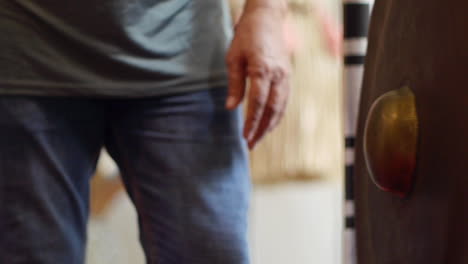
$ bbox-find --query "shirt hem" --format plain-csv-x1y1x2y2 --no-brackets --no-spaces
0,78,229,98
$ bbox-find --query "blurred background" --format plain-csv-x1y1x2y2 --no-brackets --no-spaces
86,0,344,263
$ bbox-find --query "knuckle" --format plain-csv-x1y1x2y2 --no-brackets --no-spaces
272,67,288,82
248,111,262,124
265,103,281,115
251,84,269,97
251,96,267,110
248,64,271,79
250,115,262,123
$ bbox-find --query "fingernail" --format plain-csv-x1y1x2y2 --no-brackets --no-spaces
248,141,257,150
247,131,255,142
226,96,236,109
243,130,249,141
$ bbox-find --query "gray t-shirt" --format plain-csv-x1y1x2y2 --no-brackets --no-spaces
0,0,233,97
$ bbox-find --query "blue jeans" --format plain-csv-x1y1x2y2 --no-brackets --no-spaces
0,87,251,264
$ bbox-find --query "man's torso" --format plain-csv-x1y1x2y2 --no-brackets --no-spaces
0,0,233,97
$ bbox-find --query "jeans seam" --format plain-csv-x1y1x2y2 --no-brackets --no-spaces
109,130,160,264
176,161,191,264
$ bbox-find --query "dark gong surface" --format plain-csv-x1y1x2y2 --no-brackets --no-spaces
355,0,468,263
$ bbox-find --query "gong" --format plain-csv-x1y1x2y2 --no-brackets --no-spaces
355,0,468,263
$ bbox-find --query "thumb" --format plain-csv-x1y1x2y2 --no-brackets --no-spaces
226,54,247,109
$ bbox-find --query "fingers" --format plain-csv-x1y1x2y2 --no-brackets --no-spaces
248,78,290,149
243,76,270,143
226,54,247,110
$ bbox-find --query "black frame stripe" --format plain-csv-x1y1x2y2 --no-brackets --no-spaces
345,165,355,200
345,216,355,229
345,137,356,148
344,4,370,38
345,55,366,65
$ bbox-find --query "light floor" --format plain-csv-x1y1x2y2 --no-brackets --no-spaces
86,180,342,264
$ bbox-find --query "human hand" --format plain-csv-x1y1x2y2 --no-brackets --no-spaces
226,4,292,149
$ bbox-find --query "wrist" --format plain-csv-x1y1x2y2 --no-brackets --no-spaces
243,0,288,17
